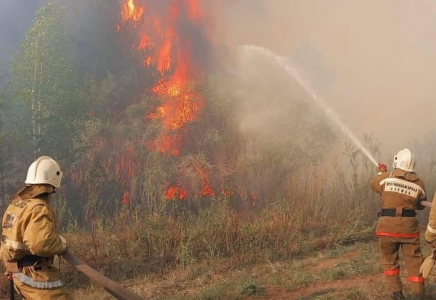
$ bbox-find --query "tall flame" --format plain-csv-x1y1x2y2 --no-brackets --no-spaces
119,0,214,200
121,0,145,24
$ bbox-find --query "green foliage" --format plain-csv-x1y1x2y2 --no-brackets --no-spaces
8,2,85,160
0,77,24,201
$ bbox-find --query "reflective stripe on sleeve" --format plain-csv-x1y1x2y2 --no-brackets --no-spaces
427,225,436,235
408,276,424,283
13,273,63,289
3,238,29,251
384,268,400,275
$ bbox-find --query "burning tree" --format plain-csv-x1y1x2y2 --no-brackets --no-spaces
117,0,216,200
68,0,234,220
66,0,335,222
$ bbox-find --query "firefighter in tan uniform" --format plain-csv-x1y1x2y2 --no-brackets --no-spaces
371,148,426,300
425,172,436,264
0,156,72,300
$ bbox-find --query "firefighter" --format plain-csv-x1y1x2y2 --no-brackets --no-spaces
0,156,72,300
425,169,436,263
371,148,426,300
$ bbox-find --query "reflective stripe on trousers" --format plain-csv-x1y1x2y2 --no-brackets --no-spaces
13,273,64,289
384,268,400,275
409,276,424,283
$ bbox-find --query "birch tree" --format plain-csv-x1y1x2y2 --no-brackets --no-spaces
10,2,83,161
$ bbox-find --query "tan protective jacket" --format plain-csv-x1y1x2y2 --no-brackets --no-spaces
0,185,66,263
425,193,436,243
371,169,426,237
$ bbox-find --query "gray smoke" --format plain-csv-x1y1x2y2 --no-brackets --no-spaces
3,0,436,164
0,0,46,67
213,0,436,162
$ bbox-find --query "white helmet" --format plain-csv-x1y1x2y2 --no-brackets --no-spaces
25,156,63,188
393,148,415,172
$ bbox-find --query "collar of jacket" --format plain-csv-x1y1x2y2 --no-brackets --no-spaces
17,185,54,202
392,168,419,182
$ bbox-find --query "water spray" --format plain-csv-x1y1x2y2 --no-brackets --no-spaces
239,45,379,167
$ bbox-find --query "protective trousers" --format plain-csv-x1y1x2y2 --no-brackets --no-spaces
379,236,424,297
11,265,73,300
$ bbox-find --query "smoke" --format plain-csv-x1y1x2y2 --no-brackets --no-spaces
0,0,46,67
0,0,126,76
4,0,436,165
213,0,436,163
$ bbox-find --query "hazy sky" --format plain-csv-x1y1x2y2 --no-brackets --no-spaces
2,0,436,163
216,0,436,161
0,0,46,66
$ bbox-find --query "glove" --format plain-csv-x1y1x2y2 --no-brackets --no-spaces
420,249,436,278
378,163,387,173
59,235,67,253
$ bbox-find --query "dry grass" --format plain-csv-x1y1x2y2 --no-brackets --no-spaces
2,211,434,300
0,160,405,300
59,188,377,289
67,240,389,300
58,176,379,299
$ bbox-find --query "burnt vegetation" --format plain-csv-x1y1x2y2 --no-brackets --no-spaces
1,1,436,299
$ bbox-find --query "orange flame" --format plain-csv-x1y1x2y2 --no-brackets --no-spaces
186,0,203,20
122,191,130,205
119,0,205,142
197,167,215,197
165,186,187,200
119,0,210,199
121,0,145,24
148,135,181,156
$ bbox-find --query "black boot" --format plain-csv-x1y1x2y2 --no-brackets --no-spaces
392,291,406,300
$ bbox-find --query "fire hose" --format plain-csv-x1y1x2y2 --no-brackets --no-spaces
61,251,146,300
